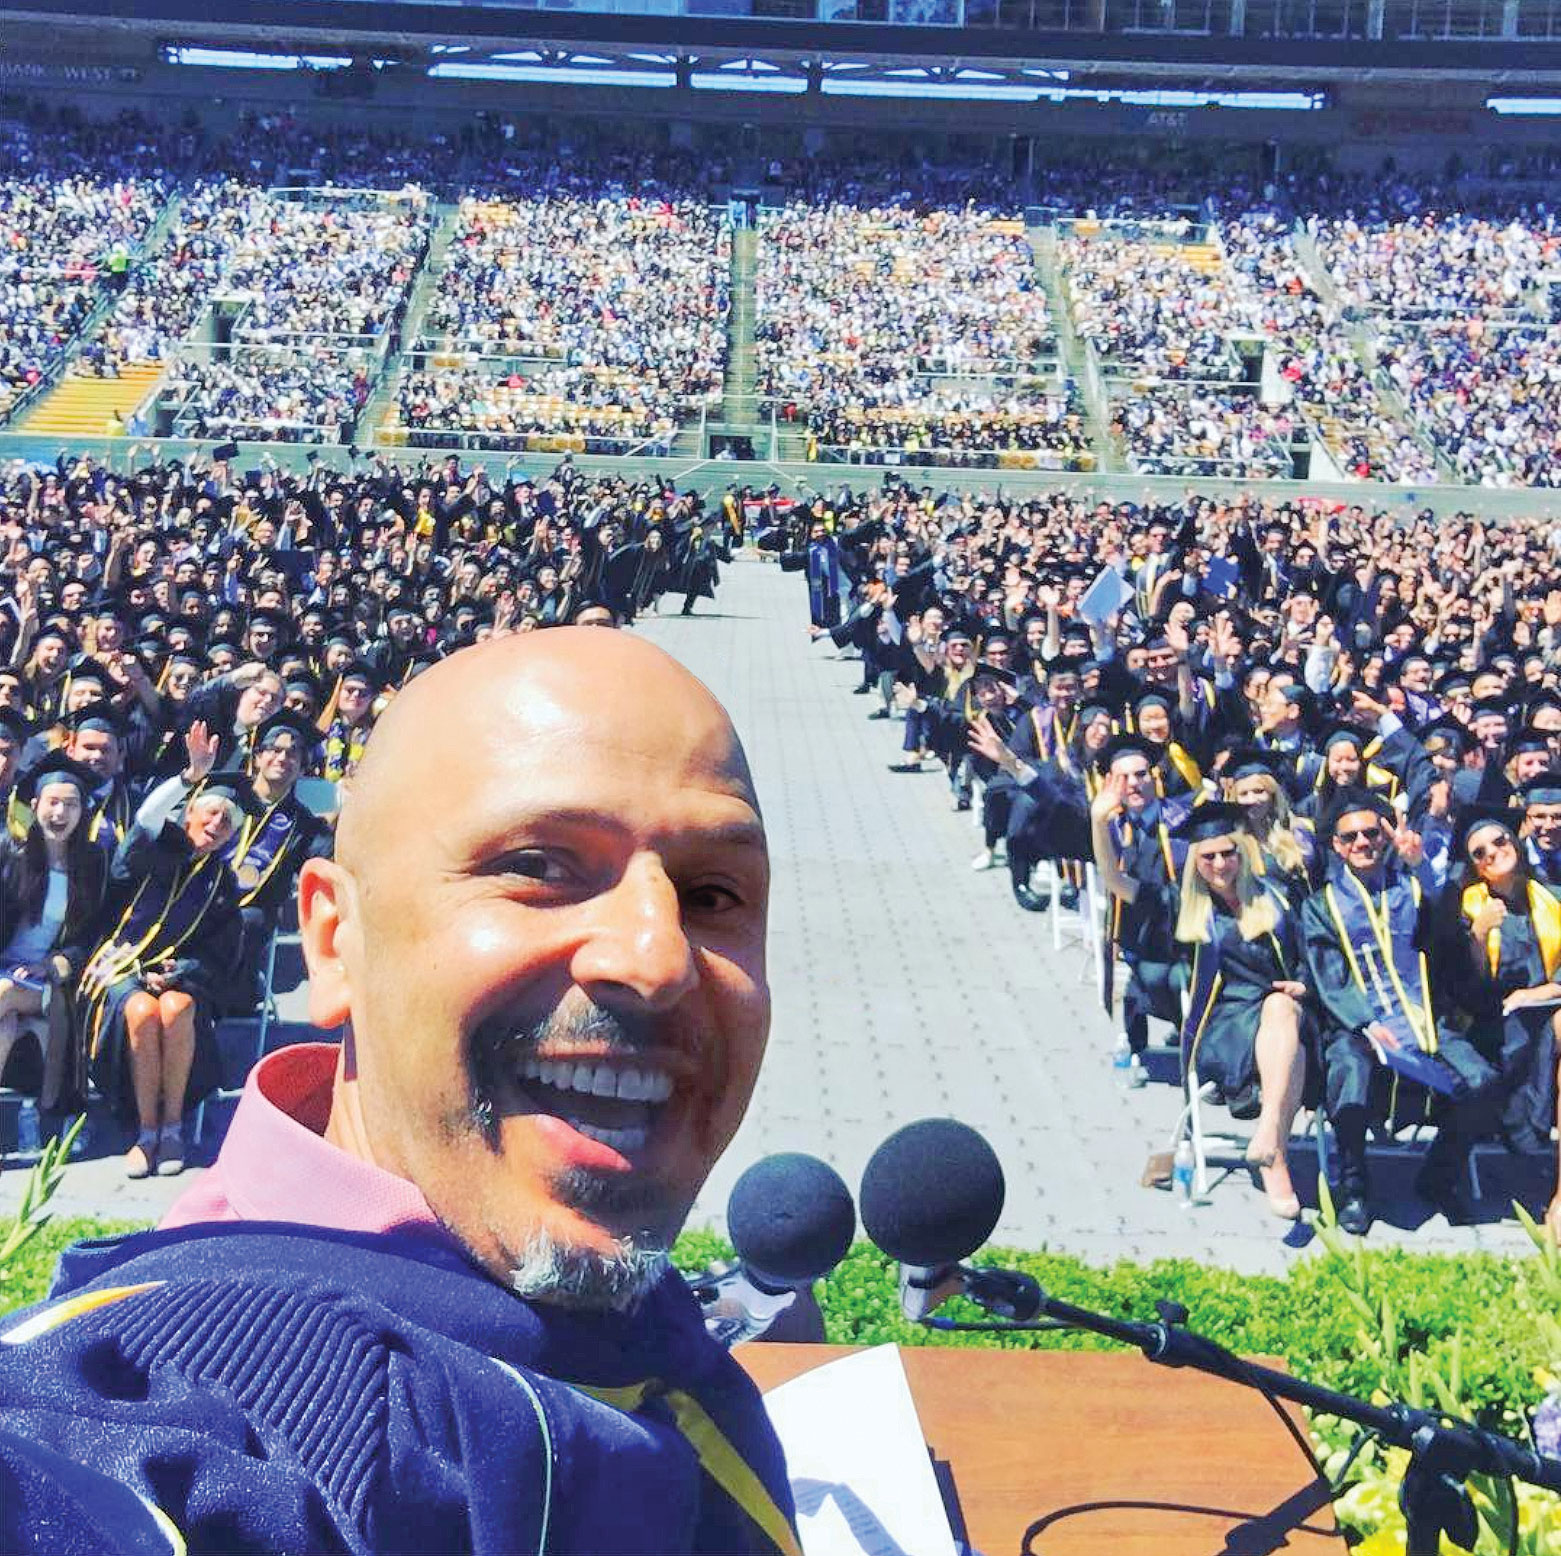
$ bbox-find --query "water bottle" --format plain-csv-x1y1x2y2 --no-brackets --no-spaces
16,1099,39,1157
1172,1138,1196,1208
1127,1053,1148,1090
1112,1035,1133,1087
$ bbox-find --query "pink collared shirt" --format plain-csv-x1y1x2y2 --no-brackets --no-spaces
162,1042,455,1247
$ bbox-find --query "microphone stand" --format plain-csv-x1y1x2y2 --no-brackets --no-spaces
926,1275,1561,1556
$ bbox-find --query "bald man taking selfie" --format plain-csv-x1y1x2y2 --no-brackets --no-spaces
0,631,798,1556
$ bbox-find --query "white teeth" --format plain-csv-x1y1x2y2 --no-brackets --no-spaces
517,1056,676,1103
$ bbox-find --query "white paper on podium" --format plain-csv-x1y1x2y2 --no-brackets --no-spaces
761,1344,958,1556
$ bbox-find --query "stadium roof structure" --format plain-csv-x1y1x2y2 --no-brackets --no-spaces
7,0,1561,86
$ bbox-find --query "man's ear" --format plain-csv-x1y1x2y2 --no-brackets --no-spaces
298,858,359,1031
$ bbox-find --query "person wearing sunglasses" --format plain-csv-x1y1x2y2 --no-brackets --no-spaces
1167,804,1312,1220
1440,807,1561,1236
1519,771,1561,889
1301,787,1498,1235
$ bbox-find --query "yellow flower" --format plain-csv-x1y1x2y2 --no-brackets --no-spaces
1354,1532,1404,1555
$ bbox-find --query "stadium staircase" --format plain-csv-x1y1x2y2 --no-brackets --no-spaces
364,200,463,447
720,226,760,430
1028,221,1121,472
21,363,165,438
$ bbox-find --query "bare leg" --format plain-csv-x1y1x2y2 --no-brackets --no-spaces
123,991,165,1134
156,991,197,1130
0,975,21,1091
1248,993,1306,1212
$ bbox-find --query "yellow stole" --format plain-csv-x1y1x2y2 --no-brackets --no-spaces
1462,880,1561,980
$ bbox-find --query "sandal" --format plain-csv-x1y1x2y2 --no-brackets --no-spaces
123,1141,155,1179
155,1125,185,1177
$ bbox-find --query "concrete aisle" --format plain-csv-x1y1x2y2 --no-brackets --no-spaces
656,558,1538,1273
4,554,1541,1271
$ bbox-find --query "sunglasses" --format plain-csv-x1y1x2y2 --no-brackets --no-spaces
1337,826,1384,846
1198,845,1239,863
1469,832,1516,864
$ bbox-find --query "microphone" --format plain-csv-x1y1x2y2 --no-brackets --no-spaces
693,1152,856,1346
859,1118,1040,1323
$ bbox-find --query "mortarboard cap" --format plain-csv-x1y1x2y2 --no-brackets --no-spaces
15,751,96,806
1097,732,1161,774
1320,785,1395,839
1454,805,1525,860
1172,802,1246,845
339,659,382,692
62,699,123,738
255,710,316,752
1225,745,1284,783
1520,771,1561,807
192,767,263,818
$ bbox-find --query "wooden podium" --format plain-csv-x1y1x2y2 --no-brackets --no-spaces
738,1345,1344,1555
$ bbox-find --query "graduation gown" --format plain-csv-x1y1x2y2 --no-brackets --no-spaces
1174,887,1312,1115
1438,877,1561,1152
1300,859,1497,1133
77,812,244,1124
0,1226,797,1556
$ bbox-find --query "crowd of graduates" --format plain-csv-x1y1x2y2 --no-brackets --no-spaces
788,479,1561,1237
0,447,729,1178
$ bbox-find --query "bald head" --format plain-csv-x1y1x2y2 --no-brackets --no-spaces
337,628,760,884
300,625,771,1306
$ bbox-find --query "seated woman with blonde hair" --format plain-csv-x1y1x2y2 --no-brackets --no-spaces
1172,804,1312,1219
1095,783,1312,1219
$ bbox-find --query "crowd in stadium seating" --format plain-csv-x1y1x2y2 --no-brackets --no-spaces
398,364,679,454
0,446,728,1179
1063,230,1245,379
1114,385,1297,478
0,114,169,418
1378,323,1561,488
163,348,376,444
756,198,1057,456
9,108,1561,489
1222,207,1439,485
786,474,1561,1236
404,177,727,449
803,381,1092,467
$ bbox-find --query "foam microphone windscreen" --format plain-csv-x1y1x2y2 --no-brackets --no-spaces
726,1153,857,1287
858,1118,1005,1267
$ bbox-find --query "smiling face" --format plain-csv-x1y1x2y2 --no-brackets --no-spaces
1194,833,1241,896
1332,807,1388,877
184,794,238,854
1326,740,1362,784
299,631,771,1308
33,780,83,844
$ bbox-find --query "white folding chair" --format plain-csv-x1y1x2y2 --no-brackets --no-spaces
1166,987,1251,1202
191,923,282,1147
